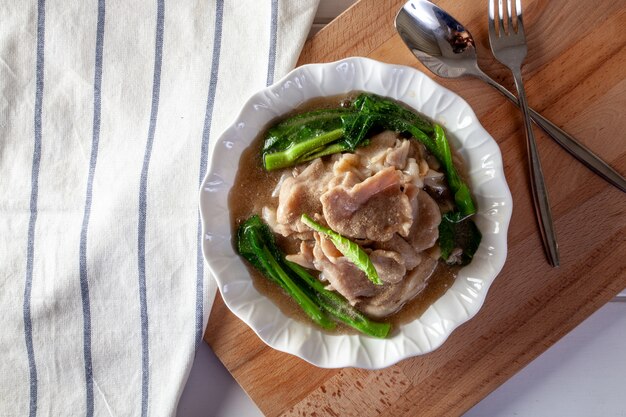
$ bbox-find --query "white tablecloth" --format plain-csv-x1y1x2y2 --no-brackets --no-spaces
0,0,318,415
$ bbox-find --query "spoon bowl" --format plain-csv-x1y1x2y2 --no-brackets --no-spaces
395,0,482,78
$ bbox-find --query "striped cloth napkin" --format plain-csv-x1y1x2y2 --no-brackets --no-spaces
0,0,319,415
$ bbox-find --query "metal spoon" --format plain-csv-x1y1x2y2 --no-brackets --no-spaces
395,0,626,193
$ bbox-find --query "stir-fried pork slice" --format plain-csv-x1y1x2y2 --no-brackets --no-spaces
320,258,378,304
262,206,313,240
317,233,342,261
357,252,439,318
384,139,411,169
408,187,442,252
321,167,412,241
311,233,378,303
356,132,417,173
285,241,315,270
369,250,406,284
270,172,290,198
328,170,361,190
331,153,369,182
275,159,332,235
402,158,425,188
374,234,422,271
355,130,398,165
405,183,420,226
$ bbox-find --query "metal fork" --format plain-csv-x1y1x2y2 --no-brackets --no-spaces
488,0,559,267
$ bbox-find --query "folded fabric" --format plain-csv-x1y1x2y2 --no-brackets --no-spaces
0,0,319,415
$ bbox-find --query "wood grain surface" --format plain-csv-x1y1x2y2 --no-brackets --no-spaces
205,0,626,415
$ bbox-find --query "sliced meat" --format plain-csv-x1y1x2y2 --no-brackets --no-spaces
271,172,290,198
357,252,439,318
402,158,425,188
311,233,378,303
262,206,292,237
374,234,421,271
407,187,442,252
405,183,420,230
332,153,369,181
369,250,406,284
320,167,412,241
384,139,411,170
263,206,313,240
328,170,361,190
275,159,332,235
321,258,378,304
318,234,342,261
355,130,398,164
356,133,415,173
285,241,315,270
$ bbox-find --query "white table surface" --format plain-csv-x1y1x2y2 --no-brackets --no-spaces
177,2,626,415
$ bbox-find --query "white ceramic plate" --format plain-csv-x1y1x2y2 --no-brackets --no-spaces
199,57,512,369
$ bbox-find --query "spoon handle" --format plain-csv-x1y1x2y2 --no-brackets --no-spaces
478,72,626,193
511,68,560,267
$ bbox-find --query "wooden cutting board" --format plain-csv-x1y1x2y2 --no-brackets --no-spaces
205,0,626,415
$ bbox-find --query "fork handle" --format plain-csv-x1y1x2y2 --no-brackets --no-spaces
511,68,560,267
477,72,626,193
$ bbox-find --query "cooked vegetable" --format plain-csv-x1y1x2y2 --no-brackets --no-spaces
263,108,354,170
346,93,434,147
263,108,350,154
285,261,391,338
237,215,391,337
300,214,382,285
237,215,335,329
263,128,345,171
430,125,476,217
438,212,482,265
262,93,476,219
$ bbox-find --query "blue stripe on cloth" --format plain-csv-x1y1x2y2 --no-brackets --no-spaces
267,0,279,86
138,0,164,415
195,0,224,348
78,1,105,415
24,0,46,415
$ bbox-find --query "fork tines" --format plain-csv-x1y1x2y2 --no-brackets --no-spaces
489,0,523,36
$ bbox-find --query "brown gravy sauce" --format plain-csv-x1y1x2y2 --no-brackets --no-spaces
229,93,457,335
